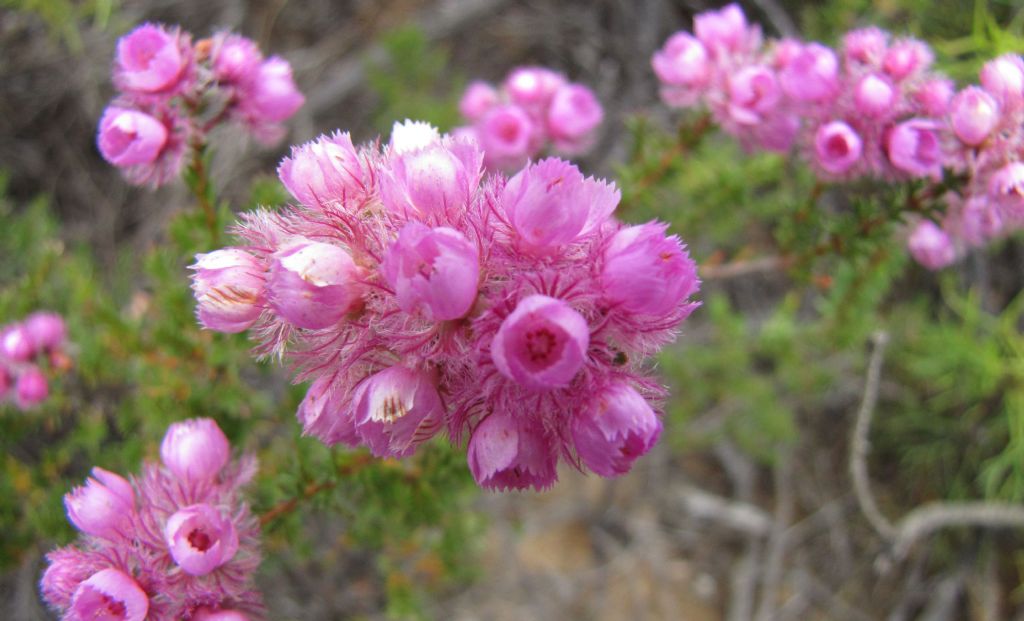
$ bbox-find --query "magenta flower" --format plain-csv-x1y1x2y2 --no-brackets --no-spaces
779,42,839,103
908,220,957,270
949,87,999,146
727,65,781,125
814,121,863,175
477,104,536,170
64,467,135,539
165,503,240,576
503,66,566,109
0,323,35,362
988,162,1024,216
694,3,751,55
69,568,148,621
23,311,66,351
278,131,365,207
459,81,499,122
268,240,365,330
212,33,263,84
467,412,558,491
854,74,895,118
160,417,231,482
382,222,480,321
297,374,360,446
980,54,1024,109
491,294,590,390
572,383,662,477
914,78,955,117
97,107,169,167
886,119,943,180
882,39,932,81
379,136,483,220
602,222,699,318
652,32,709,89
113,23,189,95
842,27,888,66
351,366,445,458
15,367,48,408
238,57,305,124
546,83,604,153
190,249,267,333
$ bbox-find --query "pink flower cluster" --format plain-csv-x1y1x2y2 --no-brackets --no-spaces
41,418,263,620
191,120,699,491
97,23,304,186
0,311,68,410
652,4,1024,270
455,67,604,170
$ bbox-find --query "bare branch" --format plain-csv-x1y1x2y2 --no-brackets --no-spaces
893,502,1024,559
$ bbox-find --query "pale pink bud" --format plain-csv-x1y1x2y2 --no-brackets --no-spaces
459,81,499,122
70,568,148,621
546,83,604,153
467,412,557,490
572,383,662,477
190,249,266,333
160,417,231,482
504,66,566,108
988,162,1024,215
915,78,955,117
842,27,888,66
779,43,839,103
23,311,66,351
602,222,699,317
694,3,749,54
854,74,896,118
814,121,863,175
1,324,35,361
268,240,365,330
477,104,536,170
240,57,304,123
883,39,932,81
382,222,479,320
491,294,589,390
15,367,48,408
727,65,781,124
886,119,943,179
114,23,188,94
652,32,710,88
212,33,262,83
64,467,134,538
980,55,1024,108
950,87,999,146
380,138,483,219
352,366,445,458
97,107,169,168
390,120,441,154
194,609,251,621
165,503,239,576
278,132,364,206
297,374,360,446
907,220,956,270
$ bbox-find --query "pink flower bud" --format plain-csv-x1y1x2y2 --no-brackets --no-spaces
352,366,445,458
814,121,863,175
914,78,955,117
907,220,956,270
212,33,262,83
278,132,365,206
886,119,943,180
572,383,662,477
390,120,441,154
491,294,589,390
459,81,499,122
854,74,895,118
40,547,93,610
772,38,803,69
239,57,304,123
268,240,365,330
988,162,1024,215
64,467,134,539
652,32,710,89
297,374,360,446
779,43,839,103
382,222,480,320
502,158,589,250
467,412,557,490
602,222,699,317
957,197,1004,244
165,503,239,576
23,311,66,351
476,104,536,170
727,65,781,125
546,83,603,153
190,249,266,333
504,66,566,109
0,324,35,361
380,138,483,219
113,23,189,94
950,87,1000,146
194,609,251,621
980,55,1024,108
883,39,932,81
97,107,169,168
160,417,231,482
15,367,48,408
842,27,888,66
694,3,749,55
70,568,149,621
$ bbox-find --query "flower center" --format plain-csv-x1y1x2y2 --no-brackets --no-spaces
188,527,214,552
525,328,557,362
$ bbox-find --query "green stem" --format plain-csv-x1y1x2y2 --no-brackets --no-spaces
187,142,220,245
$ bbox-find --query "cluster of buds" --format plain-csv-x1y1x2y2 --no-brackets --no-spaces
97,23,304,186
0,311,68,410
191,120,699,491
40,418,262,620
652,4,1024,270
455,67,604,170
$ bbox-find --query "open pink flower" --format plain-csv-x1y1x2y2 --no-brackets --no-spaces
602,222,699,318
351,366,445,458
887,119,943,180
165,503,240,576
467,412,557,491
268,240,365,330
779,42,839,103
491,295,589,390
459,81,499,122
238,57,304,124
70,568,149,621
476,104,536,170
211,33,262,84
113,23,190,94
97,107,169,168
907,220,956,270
0,323,34,361
572,383,662,477
190,249,266,333
23,312,66,351
382,222,479,320
814,121,863,175
546,83,604,153
380,137,483,220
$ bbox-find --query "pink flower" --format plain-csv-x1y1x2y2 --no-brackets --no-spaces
382,222,480,321
694,3,750,55
956,197,1004,243
23,311,66,351
601,222,699,317
652,32,710,89
113,23,189,94
459,81,499,122
278,132,365,206
297,374,360,446
814,121,863,175
190,249,266,333
572,383,662,477
160,417,231,482
15,367,48,408
212,33,262,84
64,467,135,539
165,503,240,576
467,412,557,491
268,240,365,330
193,608,251,621
727,65,781,125
238,57,304,124
779,42,839,103
503,66,566,109
980,54,1024,109
914,78,955,117
949,87,999,146
883,39,932,81
379,137,483,220
70,568,149,621
854,74,896,118
40,547,95,611
842,27,888,66
546,83,604,153
491,294,589,390
351,366,445,458
907,220,956,270
988,162,1024,216
886,119,943,180
0,323,35,361
97,107,169,168
476,104,536,170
